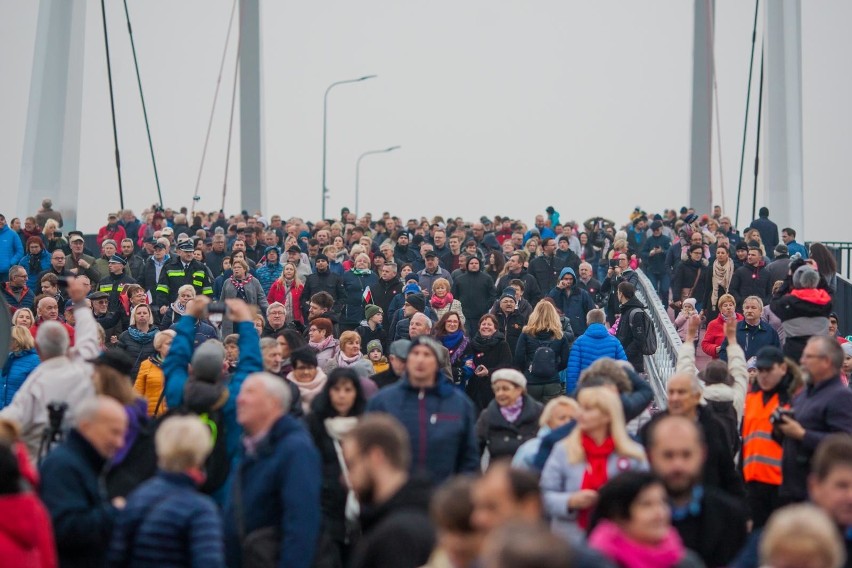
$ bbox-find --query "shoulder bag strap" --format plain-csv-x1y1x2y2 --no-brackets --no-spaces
685,267,703,298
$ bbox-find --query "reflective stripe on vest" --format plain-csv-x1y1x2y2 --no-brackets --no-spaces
742,390,784,485
192,271,206,279
100,284,114,292
167,270,186,278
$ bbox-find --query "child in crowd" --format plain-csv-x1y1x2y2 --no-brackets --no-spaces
674,298,698,343
365,339,389,374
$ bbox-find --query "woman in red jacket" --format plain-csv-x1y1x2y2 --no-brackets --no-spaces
702,293,743,359
267,262,305,327
0,442,56,568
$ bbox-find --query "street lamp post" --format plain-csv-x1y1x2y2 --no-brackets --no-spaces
355,146,400,218
322,75,377,220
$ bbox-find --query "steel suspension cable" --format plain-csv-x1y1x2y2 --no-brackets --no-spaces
122,0,164,208
221,36,241,212
735,0,760,228
100,0,125,209
751,45,765,222
191,0,239,210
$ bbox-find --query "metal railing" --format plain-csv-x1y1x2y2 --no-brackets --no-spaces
834,274,852,337
634,269,682,408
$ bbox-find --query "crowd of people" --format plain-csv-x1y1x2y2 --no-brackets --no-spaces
0,200,851,568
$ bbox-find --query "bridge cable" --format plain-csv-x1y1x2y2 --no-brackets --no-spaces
220,12,242,213
751,44,765,222
100,0,125,209
191,0,239,212
735,0,760,228
122,0,164,208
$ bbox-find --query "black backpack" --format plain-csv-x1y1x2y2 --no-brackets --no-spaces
629,309,657,356
529,341,558,378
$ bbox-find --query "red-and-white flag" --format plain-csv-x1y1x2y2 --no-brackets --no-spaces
362,286,373,304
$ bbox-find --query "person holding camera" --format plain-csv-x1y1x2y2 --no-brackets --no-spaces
777,336,852,504
599,252,638,324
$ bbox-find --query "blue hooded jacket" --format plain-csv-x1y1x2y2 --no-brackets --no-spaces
547,267,596,335
0,348,40,408
367,372,479,484
565,323,627,394
0,224,24,274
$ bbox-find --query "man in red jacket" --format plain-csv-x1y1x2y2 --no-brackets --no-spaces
97,212,127,247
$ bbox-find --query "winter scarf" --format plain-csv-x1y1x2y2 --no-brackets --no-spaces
310,335,337,353
336,350,363,368
588,520,686,568
430,292,455,310
471,331,504,351
440,330,469,364
229,274,254,301
128,326,158,344
710,258,734,308
350,268,372,276
287,368,328,414
170,299,188,317
279,278,297,323
579,434,615,529
499,395,524,423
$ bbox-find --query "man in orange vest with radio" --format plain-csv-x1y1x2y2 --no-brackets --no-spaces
742,345,803,528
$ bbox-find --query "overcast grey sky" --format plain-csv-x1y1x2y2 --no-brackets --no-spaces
1,1,849,241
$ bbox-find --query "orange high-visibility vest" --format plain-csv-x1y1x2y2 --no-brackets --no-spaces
742,390,785,485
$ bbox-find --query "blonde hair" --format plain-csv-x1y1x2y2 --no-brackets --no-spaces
231,259,249,273
760,504,845,568
155,416,213,472
280,263,303,288
539,396,579,428
522,301,563,339
129,303,152,327
12,308,35,327
432,278,450,292
717,293,736,310
10,326,35,352
564,387,646,463
339,330,361,349
153,329,176,351
43,218,59,233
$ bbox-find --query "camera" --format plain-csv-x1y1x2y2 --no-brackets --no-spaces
47,401,68,431
207,302,227,314
609,259,619,268
55,231,62,238
770,407,794,426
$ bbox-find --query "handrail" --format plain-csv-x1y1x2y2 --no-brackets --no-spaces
634,269,682,409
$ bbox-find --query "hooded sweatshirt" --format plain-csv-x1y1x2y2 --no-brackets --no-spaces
0,492,56,568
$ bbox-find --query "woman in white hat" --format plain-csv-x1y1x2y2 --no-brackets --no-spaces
475,369,542,462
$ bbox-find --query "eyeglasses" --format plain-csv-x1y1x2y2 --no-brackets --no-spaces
268,310,285,316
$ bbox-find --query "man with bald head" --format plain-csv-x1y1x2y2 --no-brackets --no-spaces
224,372,321,568
639,371,744,498
31,293,76,345
647,415,747,567
40,396,129,567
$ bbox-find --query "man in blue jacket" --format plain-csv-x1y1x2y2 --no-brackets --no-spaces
565,308,627,394
40,396,128,568
0,213,24,283
546,267,596,335
163,296,263,484
367,335,479,484
719,295,780,361
224,372,321,568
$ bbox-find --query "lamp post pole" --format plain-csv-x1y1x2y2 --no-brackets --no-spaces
355,146,400,218
322,75,376,220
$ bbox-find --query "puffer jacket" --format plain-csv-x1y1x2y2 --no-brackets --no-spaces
451,270,496,325
0,491,56,568
771,288,832,362
565,323,626,395
367,373,479,484
255,260,283,295
475,394,542,460
0,349,40,409
729,262,773,306
19,250,51,290
0,224,24,274
117,327,159,379
133,356,167,416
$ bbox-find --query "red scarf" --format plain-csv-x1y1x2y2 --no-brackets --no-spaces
579,433,615,529
430,292,454,310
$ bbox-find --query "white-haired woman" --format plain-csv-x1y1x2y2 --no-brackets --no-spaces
107,416,224,566
475,369,543,461
540,386,647,544
512,396,579,471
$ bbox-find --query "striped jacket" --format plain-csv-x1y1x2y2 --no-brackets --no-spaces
154,258,213,307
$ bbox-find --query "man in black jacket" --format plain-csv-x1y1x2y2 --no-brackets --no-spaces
749,206,779,251
300,253,345,316
729,245,774,307
495,252,541,307
647,415,748,568
528,238,569,295
345,414,435,568
39,396,128,568
613,282,647,373
371,262,403,315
